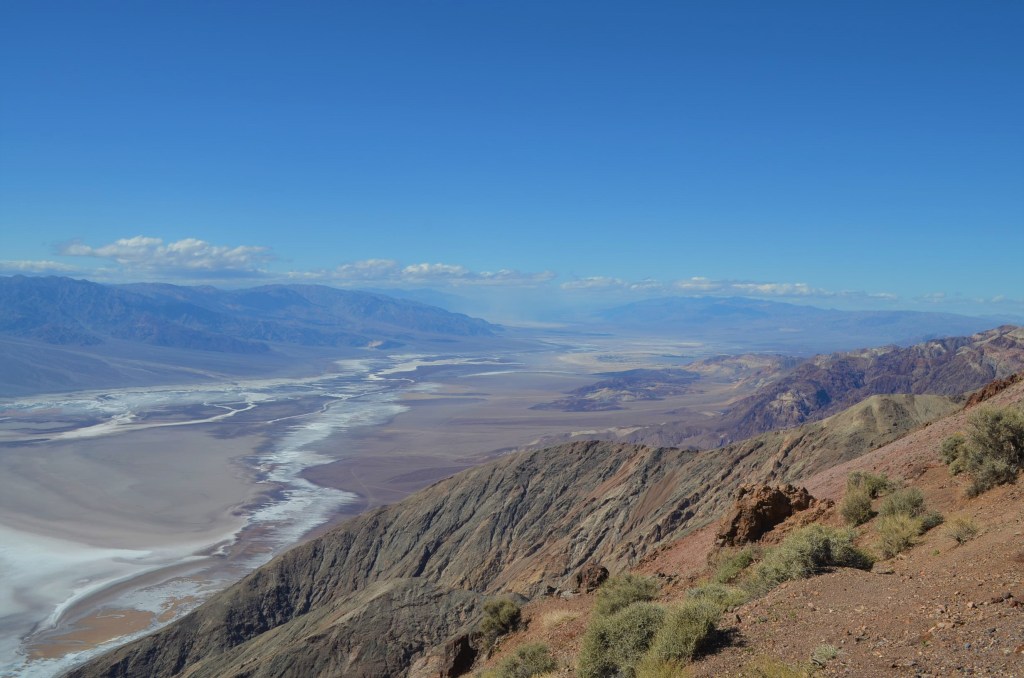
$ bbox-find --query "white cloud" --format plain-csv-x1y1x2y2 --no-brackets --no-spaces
59,236,272,277
0,259,80,274
294,259,554,287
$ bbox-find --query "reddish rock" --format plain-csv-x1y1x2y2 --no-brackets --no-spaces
575,563,609,593
715,483,821,546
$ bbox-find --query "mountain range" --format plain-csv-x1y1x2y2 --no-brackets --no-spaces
0,276,498,396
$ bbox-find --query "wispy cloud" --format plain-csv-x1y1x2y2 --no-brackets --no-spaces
0,259,80,275
292,259,555,287
59,236,272,278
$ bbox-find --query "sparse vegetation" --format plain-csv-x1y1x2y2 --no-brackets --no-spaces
538,608,579,630
940,406,1024,496
846,470,893,498
578,602,666,678
810,643,839,666
592,574,660,617
744,524,873,595
945,516,980,545
634,657,693,678
711,546,758,584
879,487,925,518
643,599,720,664
488,642,557,678
876,514,920,558
919,509,945,532
686,582,749,611
839,487,875,526
480,599,522,651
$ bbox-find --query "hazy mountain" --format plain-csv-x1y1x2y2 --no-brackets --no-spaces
594,296,999,352
0,276,499,396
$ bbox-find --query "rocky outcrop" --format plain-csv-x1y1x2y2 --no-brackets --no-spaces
715,484,825,546
965,372,1023,407
574,563,610,593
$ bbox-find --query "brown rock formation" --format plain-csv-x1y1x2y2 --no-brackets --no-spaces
574,563,609,593
715,484,825,547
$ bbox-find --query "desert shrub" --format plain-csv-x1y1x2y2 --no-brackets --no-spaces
643,599,720,664
839,487,875,526
711,546,758,584
945,517,980,545
491,642,557,678
846,470,893,498
966,455,1016,497
940,434,968,472
879,486,925,518
876,514,920,558
538,608,579,630
592,574,659,617
480,599,522,650
686,582,749,611
578,602,666,678
941,406,1024,496
634,657,692,678
744,525,873,595
919,510,945,532
810,643,839,666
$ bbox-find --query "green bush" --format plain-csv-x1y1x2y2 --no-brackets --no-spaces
945,517,979,545
480,599,522,650
879,487,925,518
940,406,1024,496
839,487,875,526
876,514,920,559
578,602,666,678
711,546,758,584
744,525,873,595
846,470,893,498
491,642,557,678
634,657,692,678
686,582,749,611
745,656,814,678
919,510,944,532
592,574,660,617
643,599,720,664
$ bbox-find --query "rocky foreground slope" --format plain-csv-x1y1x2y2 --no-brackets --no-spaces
70,388,963,677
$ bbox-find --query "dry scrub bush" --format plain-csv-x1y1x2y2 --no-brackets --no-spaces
941,406,1024,496
578,602,665,678
879,487,925,518
710,546,757,584
634,657,693,678
744,524,873,595
846,470,893,498
839,487,875,526
643,599,720,664
489,642,557,678
876,514,920,558
592,574,659,617
945,517,980,545
538,608,579,630
686,582,749,611
480,599,522,651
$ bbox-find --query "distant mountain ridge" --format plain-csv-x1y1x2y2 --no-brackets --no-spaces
595,296,1002,352
0,276,499,396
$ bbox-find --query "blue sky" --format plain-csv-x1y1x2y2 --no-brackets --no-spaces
1,1,1021,319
